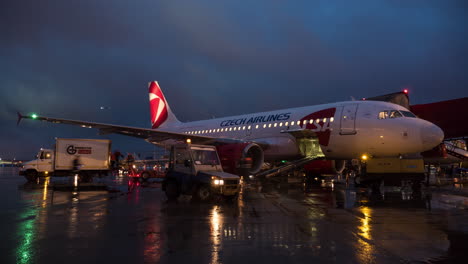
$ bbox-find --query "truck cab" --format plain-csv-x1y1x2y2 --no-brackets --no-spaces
20,149,55,181
163,144,241,201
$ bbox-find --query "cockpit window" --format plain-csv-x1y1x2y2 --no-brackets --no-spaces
389,110,402,118
378,111,389,119
400,111,416,118
379,110,405,119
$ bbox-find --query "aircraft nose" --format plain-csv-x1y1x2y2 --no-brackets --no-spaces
420,123,444,148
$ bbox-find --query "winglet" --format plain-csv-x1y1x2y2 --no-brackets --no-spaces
16,112,24,126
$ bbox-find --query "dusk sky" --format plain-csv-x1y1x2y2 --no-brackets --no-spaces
1,0,467,160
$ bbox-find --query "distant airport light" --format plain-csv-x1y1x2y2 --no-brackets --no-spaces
361,154,368,161
31,114,38,119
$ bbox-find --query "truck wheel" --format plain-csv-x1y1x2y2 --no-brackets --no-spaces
141,172,150,182
165,181,180,200
25,170,38,182
196,184,212,201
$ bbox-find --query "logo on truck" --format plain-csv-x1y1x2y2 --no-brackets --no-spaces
66,145,92,155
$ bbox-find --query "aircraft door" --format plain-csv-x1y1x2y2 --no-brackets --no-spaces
339,104,358,135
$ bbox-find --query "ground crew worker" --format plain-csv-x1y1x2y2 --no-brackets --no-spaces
114,150,123,169
73,156,82,175
110,152,116,169
127,153,135,169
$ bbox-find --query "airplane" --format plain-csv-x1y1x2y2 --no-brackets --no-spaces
18,81,444,177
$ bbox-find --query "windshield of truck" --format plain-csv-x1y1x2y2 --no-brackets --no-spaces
191,147,220,166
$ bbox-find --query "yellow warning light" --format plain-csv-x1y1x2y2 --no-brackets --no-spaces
361,154,368,161
186,138,192,144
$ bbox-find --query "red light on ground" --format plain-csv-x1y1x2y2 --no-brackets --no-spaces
362,98,366,100
403,89,408,94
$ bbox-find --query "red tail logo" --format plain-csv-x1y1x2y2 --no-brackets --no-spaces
300,108,336,146
149,82,168,129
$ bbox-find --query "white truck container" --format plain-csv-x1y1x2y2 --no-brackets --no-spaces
20,138,111,182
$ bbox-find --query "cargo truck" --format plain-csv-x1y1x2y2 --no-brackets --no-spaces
162,143,241,201
20,138,111,182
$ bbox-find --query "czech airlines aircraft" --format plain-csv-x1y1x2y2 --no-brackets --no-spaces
18,81,444,175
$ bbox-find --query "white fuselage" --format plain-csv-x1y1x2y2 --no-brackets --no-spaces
157,100,444,161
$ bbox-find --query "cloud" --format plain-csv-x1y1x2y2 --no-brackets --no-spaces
0,0,467,159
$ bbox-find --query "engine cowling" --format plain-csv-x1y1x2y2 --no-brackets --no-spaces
303,159,345,175
216,143,264,175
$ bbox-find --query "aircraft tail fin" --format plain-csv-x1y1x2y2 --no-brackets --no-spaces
148,81,181,129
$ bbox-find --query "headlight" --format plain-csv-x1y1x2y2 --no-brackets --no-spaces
212,177,224,185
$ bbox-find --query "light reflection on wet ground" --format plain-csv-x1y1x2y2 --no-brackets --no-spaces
1,167,468,263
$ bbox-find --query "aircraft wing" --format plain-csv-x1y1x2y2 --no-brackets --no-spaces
17,112,244,145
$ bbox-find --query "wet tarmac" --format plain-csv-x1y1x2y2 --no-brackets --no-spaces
1,167,468,264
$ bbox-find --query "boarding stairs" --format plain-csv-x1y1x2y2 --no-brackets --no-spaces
445,141,468,160
255,156,317,179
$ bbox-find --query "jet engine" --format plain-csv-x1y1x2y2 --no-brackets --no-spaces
303,159,346,175
216,143,264,175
